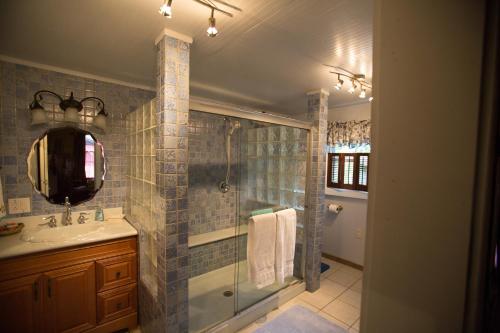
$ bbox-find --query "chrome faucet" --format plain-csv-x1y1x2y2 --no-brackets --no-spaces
62,196,72,226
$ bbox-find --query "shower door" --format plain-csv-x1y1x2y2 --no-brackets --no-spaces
187,111,308,332
235,122,308,312
187,111,240,333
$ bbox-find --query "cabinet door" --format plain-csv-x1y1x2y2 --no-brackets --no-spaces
45,262,96,333
0,274,42,333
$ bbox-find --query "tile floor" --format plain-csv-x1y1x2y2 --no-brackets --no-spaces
237,257,362,333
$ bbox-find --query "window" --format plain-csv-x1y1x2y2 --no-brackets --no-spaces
327,153,369,191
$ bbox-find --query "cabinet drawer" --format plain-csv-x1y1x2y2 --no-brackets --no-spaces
96,254,136,292
97,283,136,324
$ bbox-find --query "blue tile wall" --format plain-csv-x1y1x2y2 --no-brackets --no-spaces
0,61,155,216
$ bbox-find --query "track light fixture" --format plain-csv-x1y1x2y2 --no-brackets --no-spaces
159,0,173,18
325,65,373,100
207,9,218,37
348,80,357,94
158,0,241,37
359,88,366,99
335,74,344,90
29,90,108,129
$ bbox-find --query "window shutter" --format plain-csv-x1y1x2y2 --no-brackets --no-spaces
327,153,369,192
356,154,369,191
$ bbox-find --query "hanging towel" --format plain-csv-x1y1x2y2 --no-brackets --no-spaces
275,208,297,284
0,177,6,219
247,212,277,289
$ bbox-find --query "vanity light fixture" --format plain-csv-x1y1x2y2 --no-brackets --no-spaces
159,0,241,37
207,9,218,37
325,65,373,100
159,0,173,18
29,90,107,129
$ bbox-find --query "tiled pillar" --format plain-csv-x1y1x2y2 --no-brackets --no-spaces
305,89,329,292
156,30,192,333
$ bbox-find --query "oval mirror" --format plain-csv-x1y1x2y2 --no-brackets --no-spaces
27,127,106,206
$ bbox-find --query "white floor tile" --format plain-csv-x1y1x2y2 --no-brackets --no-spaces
327,269,362,287
338,289,362,309
322,299,360,326
319,279,348,298
281,298,320,313
298,290,335,309
350,279,363,293
318,311,350,329
237,323,259,333
349,328,359,333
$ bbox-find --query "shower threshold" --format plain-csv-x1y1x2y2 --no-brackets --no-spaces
189,260,304,333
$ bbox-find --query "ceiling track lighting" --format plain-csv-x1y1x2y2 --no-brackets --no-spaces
29,90,108,129
159,0,173,18
324,65,373,100
158,0,242,37
207,9,218,37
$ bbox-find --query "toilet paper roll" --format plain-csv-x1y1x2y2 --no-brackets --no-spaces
328,204,343,214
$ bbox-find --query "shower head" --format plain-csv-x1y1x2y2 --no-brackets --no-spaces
225,118,241,136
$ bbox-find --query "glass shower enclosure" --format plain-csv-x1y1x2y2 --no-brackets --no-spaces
187,110,309,332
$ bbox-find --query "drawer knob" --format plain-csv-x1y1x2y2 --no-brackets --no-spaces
115,271,121,279
116,302,122,310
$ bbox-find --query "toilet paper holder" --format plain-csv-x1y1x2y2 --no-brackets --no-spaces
328,203,343,213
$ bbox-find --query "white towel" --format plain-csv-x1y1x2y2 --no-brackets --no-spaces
0,177,5,219
247,212,277,289
275,208,297,284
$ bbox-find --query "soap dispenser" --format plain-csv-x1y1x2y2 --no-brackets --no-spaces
95,207,104,221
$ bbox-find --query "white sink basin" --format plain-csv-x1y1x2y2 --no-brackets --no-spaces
21,222,105,243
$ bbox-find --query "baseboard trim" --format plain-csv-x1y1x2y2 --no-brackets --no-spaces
322,253,364,271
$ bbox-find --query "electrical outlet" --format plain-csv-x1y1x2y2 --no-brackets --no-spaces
8,198,31,214
356,228,362,239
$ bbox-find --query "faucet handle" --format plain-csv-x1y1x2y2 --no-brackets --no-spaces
77,212,89,224
40,215,57,228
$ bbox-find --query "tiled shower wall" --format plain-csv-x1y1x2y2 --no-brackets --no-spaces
0,61,155,216
187,111,239,278
187,111,238,236
125,99,159,295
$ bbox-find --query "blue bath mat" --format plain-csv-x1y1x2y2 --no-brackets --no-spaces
254,305,347,333
321,262,330,273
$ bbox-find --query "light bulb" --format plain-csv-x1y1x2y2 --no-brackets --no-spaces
31,108,47,125
30,99,48,125
94,113,107,130
359,89,366,99
207,10,218,37
64,107,80,123
369,96,374,102
159,0,173,18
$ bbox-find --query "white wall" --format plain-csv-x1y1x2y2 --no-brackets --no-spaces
322,102,371,266
362,1,485,332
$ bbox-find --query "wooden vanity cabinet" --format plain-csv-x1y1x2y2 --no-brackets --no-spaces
0,236,137,333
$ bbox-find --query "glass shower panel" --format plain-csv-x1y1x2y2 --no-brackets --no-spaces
125,99,159,296
236,122,308,312
187,111,239,333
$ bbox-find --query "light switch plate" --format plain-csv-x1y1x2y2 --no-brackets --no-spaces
8,198,31,214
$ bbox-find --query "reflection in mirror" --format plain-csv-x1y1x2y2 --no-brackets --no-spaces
27,127,106,206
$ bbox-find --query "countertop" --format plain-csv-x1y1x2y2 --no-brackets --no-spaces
0,208,137,260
